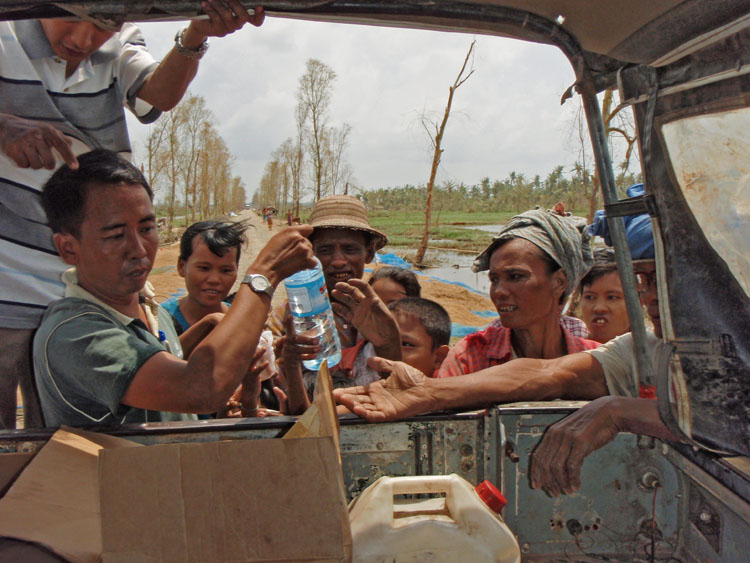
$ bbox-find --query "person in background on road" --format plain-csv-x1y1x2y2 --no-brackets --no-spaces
578,247,630,343
368,266,421,306
287,209,292,226
34,150,315,427
436,207,599,378
335,193,677,497
0,1,265,429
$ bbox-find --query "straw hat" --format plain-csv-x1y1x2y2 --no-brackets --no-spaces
308,195,388,250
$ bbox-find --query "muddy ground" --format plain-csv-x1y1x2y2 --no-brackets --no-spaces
148,210,495,328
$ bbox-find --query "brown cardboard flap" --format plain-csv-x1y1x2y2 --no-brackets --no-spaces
0,427,141,562
99,437,347,562
283,361,352,562
0,365,352,562
284,361,340,447
0,452,36,494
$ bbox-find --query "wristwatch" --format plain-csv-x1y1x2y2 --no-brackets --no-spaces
174,28,209,60
243,274,274,299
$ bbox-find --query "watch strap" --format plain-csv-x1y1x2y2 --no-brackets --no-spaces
174,28,209,60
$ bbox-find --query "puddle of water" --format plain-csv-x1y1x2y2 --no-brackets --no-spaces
416,250,490,295
460,223,505,233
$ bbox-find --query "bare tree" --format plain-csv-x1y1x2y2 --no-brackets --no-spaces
324,123,352,196
175,94,213,224
143,122,167,191
230,176,246,210
414,40,476,265
297,58,337,201
567,86,638,220
291,104,307,217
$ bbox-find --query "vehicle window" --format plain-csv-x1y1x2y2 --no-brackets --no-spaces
660,108,750,298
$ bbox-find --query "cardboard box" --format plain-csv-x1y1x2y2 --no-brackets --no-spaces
0,365,351,562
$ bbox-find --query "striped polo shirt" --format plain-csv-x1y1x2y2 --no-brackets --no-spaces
0,20,161,329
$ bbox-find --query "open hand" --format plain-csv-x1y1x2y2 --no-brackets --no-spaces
333,357,435,422
332,279,401,359
0,114,77,170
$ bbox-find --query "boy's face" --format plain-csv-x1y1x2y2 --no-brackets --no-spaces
394,311,441,377
177,237,239,309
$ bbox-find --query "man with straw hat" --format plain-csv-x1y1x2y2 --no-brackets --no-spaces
267,195,387,346
266,195,397,395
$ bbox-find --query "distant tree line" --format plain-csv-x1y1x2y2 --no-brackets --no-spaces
138,92,246,232
360,165,641,219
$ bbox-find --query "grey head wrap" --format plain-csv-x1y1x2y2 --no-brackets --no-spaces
472,208,593,298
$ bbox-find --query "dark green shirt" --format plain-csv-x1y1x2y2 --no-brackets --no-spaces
33,273,197,427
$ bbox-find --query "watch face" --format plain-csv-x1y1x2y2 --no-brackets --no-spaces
250,276,270,291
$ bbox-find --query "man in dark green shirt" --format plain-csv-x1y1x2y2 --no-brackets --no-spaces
34,149,315,426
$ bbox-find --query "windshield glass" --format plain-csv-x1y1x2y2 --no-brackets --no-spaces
660,108,750,298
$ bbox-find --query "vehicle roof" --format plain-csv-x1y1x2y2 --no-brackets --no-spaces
2,1,748,67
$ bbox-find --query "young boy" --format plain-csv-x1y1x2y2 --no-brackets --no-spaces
388,297,451,377
163,220,247,334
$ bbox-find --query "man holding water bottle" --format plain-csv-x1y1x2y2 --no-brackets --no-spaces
32,150,316,427
266,195,403,397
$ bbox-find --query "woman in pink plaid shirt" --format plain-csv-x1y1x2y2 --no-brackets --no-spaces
437,207,599,378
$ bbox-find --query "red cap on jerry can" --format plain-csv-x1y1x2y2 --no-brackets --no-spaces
475,480,507,513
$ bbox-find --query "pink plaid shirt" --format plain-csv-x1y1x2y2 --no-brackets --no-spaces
436,320,599,378
487,315,590,338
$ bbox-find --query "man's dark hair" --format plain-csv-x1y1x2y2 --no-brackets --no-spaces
180,220,248,264
580,247,618,290
368,266,421,297
42,149,152,237
389,297,451,349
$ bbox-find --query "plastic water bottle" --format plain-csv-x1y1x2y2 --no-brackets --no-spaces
283,258,342,370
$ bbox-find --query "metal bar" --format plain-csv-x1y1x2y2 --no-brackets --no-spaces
0,0,584,60
575,58,656,393
603,194,657,218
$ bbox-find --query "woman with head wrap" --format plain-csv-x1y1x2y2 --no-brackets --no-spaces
437,208,599,378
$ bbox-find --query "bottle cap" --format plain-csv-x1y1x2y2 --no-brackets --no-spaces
475,480,507,513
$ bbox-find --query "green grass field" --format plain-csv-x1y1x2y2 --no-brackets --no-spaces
368,210,517,253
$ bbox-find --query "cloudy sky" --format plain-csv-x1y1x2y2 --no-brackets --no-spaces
125,14,583,201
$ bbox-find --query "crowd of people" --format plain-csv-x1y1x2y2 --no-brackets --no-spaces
0,6,678,499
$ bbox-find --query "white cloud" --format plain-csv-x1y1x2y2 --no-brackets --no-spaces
126,16,581,199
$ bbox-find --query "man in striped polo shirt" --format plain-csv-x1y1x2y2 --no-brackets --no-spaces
0,1,264,428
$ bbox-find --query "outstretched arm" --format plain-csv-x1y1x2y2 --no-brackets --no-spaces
123,226,317,414
334,352,609,422
137,2,264,111
530,397,680,497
